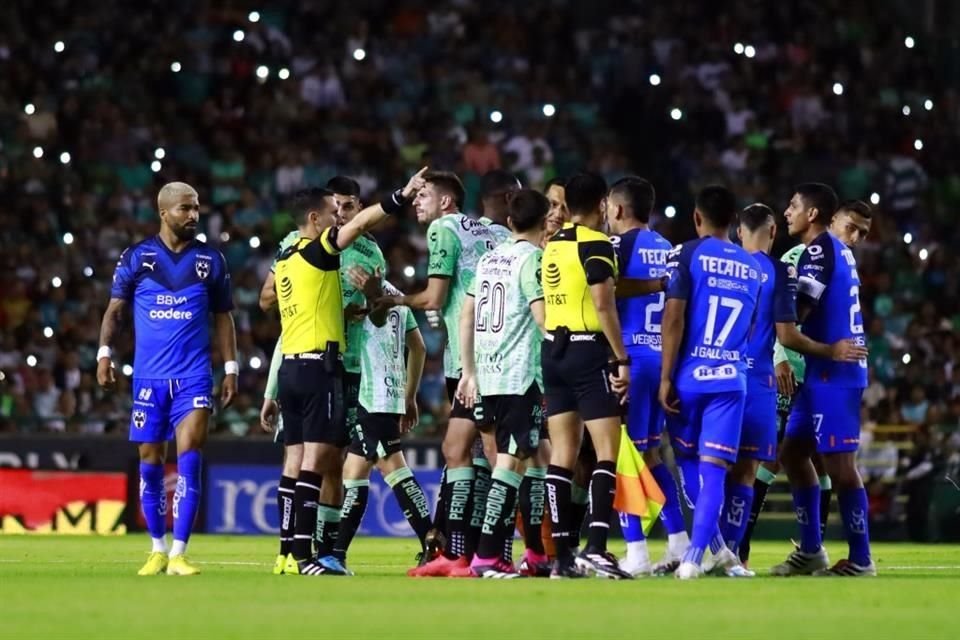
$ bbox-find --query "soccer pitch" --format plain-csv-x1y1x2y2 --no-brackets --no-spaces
1,537,958,639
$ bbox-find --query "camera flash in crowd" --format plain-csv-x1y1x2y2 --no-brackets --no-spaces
542,103,556,117
51,276,63,288
43,327,54,339
249,357,262,370
122,364,134,377
233,30,245,43
171,61,182,73
403,265,416,278
870,192,880,205
248,11,260,23
60,151,71,164
26,355,38,368
249,236,261,249
490,110,503,123
33,146,43,159
665,205,677,219
278,68,290,80
24,103,35,115
648,73,661,86
353,48,366,61
151,160,162,172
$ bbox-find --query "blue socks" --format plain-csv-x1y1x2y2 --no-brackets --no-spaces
139,462,166,542
173,450,202,547
650,463,686,535
792,484,822,553
838,488,871,566
720,482,754,555
682,460,727,566
619,512,645,543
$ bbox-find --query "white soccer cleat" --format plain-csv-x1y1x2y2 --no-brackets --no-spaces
618,556,653,577
770,547,830,576
675,561,703,580
703,547,745,576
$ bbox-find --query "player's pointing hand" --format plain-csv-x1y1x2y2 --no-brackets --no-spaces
401,166,429,199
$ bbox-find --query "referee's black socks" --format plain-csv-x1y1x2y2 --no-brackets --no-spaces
545,465,574,560
277,475,297,556
585,461,616,552
292,471,323,560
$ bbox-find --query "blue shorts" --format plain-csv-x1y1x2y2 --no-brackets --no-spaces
740,385,777,462
667,389,746,463
785,384,863,454
624,358,663,452
129,376,213,443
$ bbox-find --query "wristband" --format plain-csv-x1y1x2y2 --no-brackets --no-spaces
225,360,240,376
380,189,407,215
610,357,631,366
97,346,112,361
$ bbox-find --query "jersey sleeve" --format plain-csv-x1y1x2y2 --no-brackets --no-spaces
773,260,799,323
271,231,300,273
209,251,234,313
579,239,617,285
427,223,460,278
109,247,136,301
664,243,692,301
404,309,418,332
301,228,341,270
796,235,835,308
519,250,544,304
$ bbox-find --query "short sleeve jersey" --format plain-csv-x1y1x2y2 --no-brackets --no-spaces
426,213,498,378
542,223,618,332
270,230,301,273
796,232,868,388
747,251,798,390
469,239,544,396
664,237,761,393
110,237,233,379
611,228,672,358
358,281,418,414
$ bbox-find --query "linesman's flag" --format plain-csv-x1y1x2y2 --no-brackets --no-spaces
613,425,666,535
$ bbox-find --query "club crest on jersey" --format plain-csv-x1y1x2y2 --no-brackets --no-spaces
195,257,211,280
132,410,146,429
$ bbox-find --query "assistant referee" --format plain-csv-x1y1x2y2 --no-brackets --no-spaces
540,171,632,579
275,168,427,576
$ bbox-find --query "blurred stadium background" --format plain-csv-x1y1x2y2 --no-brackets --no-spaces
1,0,959,542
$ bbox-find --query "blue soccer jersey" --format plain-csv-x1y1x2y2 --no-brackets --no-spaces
612,228,672,358
795,232,868,388
110,237,233,379
664,237,761,393
746,252,798,390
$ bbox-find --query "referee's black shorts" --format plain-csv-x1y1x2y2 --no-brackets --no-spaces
542,333,620,422
278,355,347,447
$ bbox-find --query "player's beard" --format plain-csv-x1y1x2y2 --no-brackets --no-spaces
173,223,197,241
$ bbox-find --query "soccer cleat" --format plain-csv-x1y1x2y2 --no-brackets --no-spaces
284,555,301,575
575,550,634,580
675,561,703,580
770,547,830,576
166,555,200,576
703,547,750,577
517,549,552,577
618,555,653,577
724,563,756,578
297,560,329,576
407,554,468,577
137,552,169,576
316,555,351,576
272,554,286,575
652,547,684,575
419,528,446,566
550,556,586,579
812,559,877,577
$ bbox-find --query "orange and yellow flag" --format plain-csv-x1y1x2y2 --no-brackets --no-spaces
613,425,666,535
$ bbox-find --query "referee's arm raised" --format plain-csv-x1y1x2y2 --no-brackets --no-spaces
333,167,428,250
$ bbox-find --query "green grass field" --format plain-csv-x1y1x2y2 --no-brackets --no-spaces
1,536,959,639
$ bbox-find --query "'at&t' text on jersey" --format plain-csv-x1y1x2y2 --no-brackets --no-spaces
665,237,761,393
612,228,671,358
796,232,868,388
111,237,233,379
747,251,798,389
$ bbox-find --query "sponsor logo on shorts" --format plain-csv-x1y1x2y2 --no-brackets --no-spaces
193,396,212,409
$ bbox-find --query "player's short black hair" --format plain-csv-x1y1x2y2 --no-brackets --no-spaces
695,185,738,228
480,169,520,199
794,183,839,224
508,189,549,232
544,176,566,192
423,170,465,209
291,187,335,223
609,176,655,223
325,176,360,198
739,203,775,231
564,171,608,215
837,199,873,219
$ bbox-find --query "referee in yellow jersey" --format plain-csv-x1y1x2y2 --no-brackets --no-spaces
276,168,427,576
540,171,632,579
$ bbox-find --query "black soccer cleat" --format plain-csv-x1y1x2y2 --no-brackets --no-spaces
418,528,446,567
549,556,586,579
575,549,634,580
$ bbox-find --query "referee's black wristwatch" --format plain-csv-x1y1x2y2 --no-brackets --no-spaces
609,356,632,366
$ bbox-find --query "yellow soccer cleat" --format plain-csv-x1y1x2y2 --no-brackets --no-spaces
137,552,169,576
166,555,201,576
283,554,300,575
273,554,287,575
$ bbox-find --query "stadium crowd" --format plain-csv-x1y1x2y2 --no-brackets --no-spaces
1,0,959,505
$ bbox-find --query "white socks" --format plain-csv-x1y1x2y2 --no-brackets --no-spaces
151,537,168,553
169,540,187,558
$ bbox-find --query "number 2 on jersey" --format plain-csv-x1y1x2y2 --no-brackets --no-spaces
849,285,863,335
476,281,505,332
644,292,665,333
703,295,743,347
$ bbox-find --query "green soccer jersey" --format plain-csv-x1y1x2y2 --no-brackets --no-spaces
358,281,418,414
270,230,301,273
774,243,807,383
480,216,512,247
469,239,544,396
340,234,387,374
427,213,498,378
